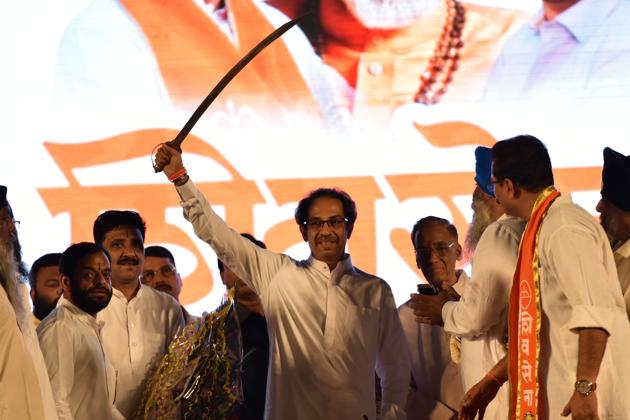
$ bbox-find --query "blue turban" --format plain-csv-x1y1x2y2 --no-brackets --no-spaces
602,147,630,211
474,146,494,197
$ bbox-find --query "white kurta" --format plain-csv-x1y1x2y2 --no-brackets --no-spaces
97,284,184,418
399,271,468,419
37,297,124,420
0,285,46,420
613,239,630,320
177,179,410,420
537,195,630,418
16,283,59,420
442,215,525,420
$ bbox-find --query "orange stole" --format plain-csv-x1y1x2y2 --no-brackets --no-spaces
508,187,560,419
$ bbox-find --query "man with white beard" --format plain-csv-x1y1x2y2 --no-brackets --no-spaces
409,147,525,419
0,186,58,420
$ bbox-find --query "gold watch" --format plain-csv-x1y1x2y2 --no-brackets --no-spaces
575,379,596,396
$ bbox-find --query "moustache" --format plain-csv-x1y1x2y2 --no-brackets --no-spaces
88,286,110,295
316,233,338,244
117,256,140,266
155,284,173,292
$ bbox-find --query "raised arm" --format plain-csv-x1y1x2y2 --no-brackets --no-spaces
443,221,519,338
154,144,286,297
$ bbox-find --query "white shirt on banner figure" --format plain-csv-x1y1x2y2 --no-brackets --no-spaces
483,0,630,108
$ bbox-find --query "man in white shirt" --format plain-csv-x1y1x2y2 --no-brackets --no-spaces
153,144,410,420
461,135,630,419
0,185,58,420
29,253,62,325
94,210,184,418
38,242,124,420
483,0,630,107
596,146,630,320
400,216,467,419
410,147,525,420
141,245,198,324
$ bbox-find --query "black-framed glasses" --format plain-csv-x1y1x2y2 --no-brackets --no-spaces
141,265,176,282
415,242,455,259
302,217,348,230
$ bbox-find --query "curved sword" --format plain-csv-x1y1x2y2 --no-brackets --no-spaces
153,13,310,172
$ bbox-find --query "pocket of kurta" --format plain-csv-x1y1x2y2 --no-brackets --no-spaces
339,304,379,349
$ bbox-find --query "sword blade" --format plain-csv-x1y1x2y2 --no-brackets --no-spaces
173,14,308,147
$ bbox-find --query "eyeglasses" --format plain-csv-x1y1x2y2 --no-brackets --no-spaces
415,242,456,259
141,265,176,282
1,217,19,229
302,217,348,230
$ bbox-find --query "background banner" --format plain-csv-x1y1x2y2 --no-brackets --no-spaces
1,0,628,313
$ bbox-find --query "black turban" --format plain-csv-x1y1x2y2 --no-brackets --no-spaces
601,147,630,212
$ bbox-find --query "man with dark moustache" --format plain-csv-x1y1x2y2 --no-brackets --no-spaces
458,136,630,419
153,144,410,420
29,253,62,324
596,147,630,320
142,245,198,323
38,242,124,419
94,210,184,418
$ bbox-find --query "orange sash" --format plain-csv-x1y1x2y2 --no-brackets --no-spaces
508,187,560,419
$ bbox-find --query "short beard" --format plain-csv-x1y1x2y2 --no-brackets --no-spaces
343,0,439,29
32,296,58,321
71,285,112,315
464,201,493,259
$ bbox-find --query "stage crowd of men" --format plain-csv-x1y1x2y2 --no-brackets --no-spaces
1,135,630,419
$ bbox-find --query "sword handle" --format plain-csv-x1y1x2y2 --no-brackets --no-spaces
152,139,183,173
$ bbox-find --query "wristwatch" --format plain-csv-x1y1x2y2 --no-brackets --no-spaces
575,379,597,396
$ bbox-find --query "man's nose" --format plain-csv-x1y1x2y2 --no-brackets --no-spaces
121,243,138,256
595,198,603,213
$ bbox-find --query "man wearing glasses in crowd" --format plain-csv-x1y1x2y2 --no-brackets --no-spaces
141,245,198,323
153,144,410,420
400,216,467,419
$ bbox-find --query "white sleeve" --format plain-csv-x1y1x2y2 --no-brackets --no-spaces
377,284,410,420
543,225,618,334
442,222,519,338
176,178,287,298
38,323,76,420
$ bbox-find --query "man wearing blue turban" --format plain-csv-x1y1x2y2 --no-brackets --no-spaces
410,146,525,419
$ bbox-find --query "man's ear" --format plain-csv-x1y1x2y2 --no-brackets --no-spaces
60,275,71,294
299,224,308,242
455,242,463,261
346,223,355,240
30,287,36,300
504,178,517,199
